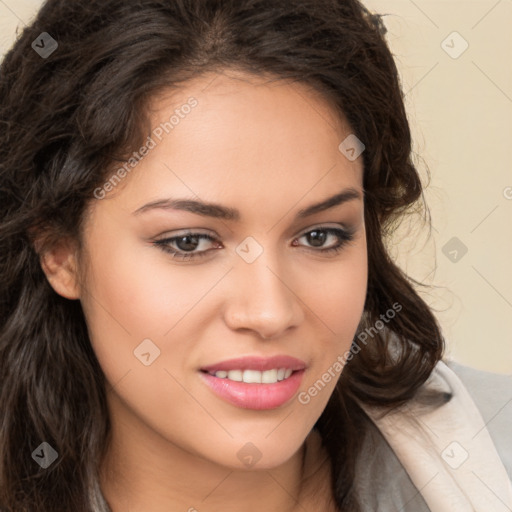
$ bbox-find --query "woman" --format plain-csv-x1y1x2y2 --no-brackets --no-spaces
0,0,510,511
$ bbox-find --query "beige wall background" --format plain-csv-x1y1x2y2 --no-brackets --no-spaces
1,1,511,373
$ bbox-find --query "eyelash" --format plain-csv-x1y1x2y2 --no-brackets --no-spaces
153,227,356,261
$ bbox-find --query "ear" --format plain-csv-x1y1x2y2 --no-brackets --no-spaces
38,238,81,300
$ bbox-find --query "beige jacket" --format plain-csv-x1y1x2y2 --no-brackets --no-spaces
356,359,512,511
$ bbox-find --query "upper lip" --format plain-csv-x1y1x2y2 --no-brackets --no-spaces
200,355,307,373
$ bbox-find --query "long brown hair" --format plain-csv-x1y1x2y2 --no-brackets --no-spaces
0,0,445,510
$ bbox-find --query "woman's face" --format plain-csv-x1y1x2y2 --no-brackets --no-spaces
77,70,367,470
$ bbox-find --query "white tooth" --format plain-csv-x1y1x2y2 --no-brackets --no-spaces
261,369,278,384
227,370,243,382
220,368,292,383
243,369,262,383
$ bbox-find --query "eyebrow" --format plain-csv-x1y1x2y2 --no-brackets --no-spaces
132,187,362,221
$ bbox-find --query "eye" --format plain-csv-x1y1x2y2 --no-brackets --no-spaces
154,232,220,261
293,227,355,256
153,226,356,261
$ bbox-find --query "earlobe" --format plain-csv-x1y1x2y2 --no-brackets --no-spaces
38,240,81,300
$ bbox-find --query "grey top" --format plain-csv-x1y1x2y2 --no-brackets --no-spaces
354,360,512,511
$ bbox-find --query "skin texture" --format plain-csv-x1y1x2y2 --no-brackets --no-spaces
39,70,368,512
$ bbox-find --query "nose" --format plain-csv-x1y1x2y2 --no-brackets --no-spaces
222,252,304,340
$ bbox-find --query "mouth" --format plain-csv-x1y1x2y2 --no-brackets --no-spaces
198,355,307,410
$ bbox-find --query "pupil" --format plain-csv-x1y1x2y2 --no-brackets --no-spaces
308,230,326,247
177,235,200,251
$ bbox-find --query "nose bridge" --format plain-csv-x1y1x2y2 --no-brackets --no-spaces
223,240,303,338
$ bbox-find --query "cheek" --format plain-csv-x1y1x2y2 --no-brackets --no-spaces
313,261,367,331
79,232,218,390
299,243,368,389
82,234,214,338
306,241,368,340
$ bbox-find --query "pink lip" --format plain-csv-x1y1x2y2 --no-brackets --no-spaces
199,369,305,410
200,355,307,373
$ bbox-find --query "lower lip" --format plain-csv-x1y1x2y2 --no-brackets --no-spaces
199,370,305,410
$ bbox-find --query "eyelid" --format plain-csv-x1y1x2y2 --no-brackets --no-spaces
155,221,354,240
298,222,353,234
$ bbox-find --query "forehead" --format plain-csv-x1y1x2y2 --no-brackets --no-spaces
148,68,350,143
93,69,363,222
